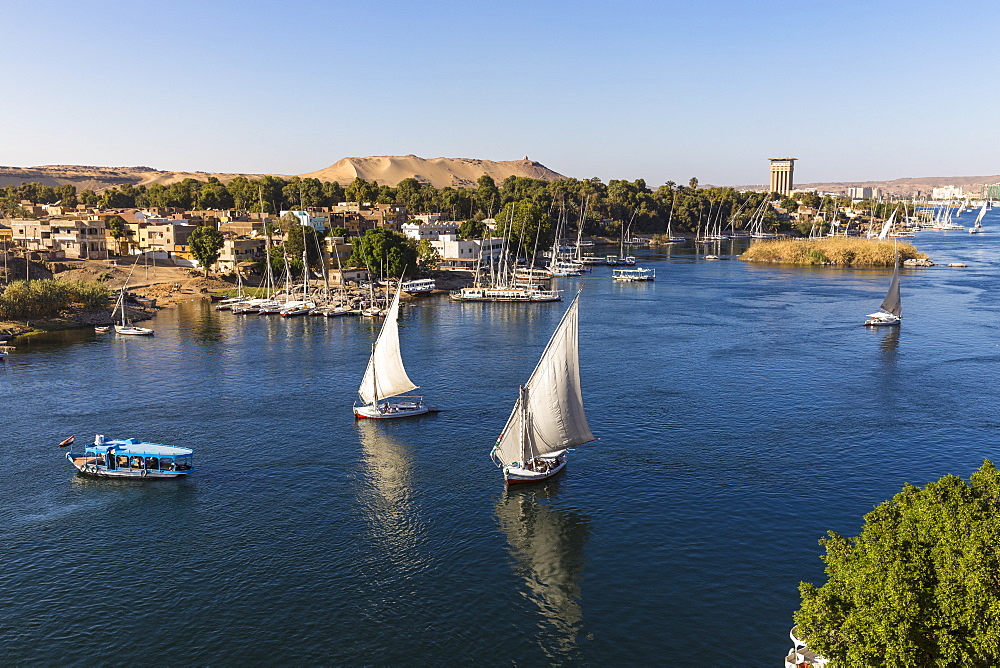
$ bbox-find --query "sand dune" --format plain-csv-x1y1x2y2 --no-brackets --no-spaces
0,155,565,192
300,155,565,188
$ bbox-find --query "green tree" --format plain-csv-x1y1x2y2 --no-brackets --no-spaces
79,189,99,208
282,217,325,275
494,200,552,253
475,174,500,218
416,238,440,269
107,216,128,255
780,197,799,212
795,460,1000,665
458,219,486,239
188,226,225,277
349,228,418,278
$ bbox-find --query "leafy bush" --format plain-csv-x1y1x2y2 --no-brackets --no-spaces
0,279,111,319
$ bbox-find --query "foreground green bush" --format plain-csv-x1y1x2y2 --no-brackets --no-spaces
795,461,1000,665
0,279,111,320
741,237,927,266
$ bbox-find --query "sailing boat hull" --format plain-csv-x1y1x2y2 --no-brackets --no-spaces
864,314,900,326
115,326,154,336
354,401,431,419
503,456,567,484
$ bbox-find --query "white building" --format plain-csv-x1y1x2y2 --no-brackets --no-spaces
401,220,460,241
430,235,503,269
280,210,327,231
931,185,964,200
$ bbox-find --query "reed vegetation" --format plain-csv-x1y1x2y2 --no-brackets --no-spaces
0,279,111,320
740,237,927,266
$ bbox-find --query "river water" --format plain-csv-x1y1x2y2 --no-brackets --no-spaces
2,226,997,665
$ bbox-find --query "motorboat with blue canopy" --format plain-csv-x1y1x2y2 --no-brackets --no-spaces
66,435,194,478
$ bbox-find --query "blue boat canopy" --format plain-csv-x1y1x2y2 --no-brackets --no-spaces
86,435,192,457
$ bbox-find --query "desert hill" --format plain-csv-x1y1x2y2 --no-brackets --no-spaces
0,155,565,192
299,155,564,188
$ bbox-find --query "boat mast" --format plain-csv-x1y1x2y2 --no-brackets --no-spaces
519,385,530,463
260,186,274,299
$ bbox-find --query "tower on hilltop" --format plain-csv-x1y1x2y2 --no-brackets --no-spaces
769,158,796,196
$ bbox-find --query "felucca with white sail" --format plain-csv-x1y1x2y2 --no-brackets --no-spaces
969,201,987,234
354,284,434,419
864,256,902,327
490,292,595,484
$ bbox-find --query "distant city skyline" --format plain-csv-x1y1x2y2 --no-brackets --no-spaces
4,0,999,187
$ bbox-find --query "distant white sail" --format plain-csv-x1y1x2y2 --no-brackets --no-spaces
973,202,988,228
877,209,897,239
358,286,417,404
493,296,594,465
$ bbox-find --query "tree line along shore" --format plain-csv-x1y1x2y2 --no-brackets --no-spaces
1,173,908,240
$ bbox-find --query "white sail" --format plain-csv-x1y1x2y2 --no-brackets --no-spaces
879,259,902,317
358,286,417,404
493,295,594,465
973,202,988,228
877,209,896,239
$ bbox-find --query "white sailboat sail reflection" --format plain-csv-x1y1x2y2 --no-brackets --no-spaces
355,421,426,565
495,486,590,660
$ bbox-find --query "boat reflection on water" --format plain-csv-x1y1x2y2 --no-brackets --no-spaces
355,420,426,563
878,325,900,357
495,484,590,660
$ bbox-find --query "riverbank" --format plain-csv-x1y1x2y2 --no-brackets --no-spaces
0,262,475,339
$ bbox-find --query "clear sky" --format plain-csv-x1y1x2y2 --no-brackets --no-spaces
4,0,999,186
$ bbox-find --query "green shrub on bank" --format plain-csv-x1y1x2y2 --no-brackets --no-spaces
741,237,927,266
0,279,112,320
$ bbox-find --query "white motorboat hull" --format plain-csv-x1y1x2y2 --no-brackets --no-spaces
115,326,154,336
354,401,432,419
503,455,567,484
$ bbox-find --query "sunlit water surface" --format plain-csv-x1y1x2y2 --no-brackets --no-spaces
2,228,998,664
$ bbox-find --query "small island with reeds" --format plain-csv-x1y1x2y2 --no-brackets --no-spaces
740,237,929,266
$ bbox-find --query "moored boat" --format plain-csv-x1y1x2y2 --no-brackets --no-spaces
66,435,194,478
400,278,436,295
449,286,561,302
612,267,655,281
784,626,829,667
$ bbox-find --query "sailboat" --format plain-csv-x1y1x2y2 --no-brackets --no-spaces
490,292,595,484
864,256,902,326
114,263,153,335
969,201,987,234
354,284,433,419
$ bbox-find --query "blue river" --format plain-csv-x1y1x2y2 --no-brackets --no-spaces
1,224,997,665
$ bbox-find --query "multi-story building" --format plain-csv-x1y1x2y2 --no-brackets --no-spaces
139,220,199,266
8,217,109,259
430,235,503,270
214,238,265,273
401,220,460,241
931,185,964,200
328,202,407,234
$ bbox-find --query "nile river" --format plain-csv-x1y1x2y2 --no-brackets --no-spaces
2,227,997,664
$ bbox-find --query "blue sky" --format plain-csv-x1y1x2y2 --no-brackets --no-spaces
4,0,999,186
